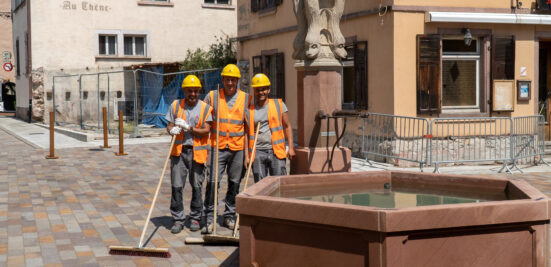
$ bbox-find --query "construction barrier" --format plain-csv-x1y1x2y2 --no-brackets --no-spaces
430,117,513,173
361,113,430,171
361,113,547,173
510,115,548,172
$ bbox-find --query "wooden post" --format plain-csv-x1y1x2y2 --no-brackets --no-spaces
101,107,111,148
45,111,59,159
115,109,128,156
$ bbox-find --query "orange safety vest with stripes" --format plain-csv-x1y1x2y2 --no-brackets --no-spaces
170,99,212,164
247,99,287,161
209,89,252,151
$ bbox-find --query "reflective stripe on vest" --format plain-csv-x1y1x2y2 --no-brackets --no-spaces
170,99,211,164
248,99,287,160
209,89,251,151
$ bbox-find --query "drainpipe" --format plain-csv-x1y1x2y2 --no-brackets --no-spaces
26,0,32,123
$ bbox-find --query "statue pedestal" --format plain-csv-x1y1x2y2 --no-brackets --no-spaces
290,61,351,174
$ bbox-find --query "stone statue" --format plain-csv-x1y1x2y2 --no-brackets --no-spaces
293,0,347,63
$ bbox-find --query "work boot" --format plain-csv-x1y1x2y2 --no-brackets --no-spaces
223,217,235,230
201,223,213,234
189,220,201,232
171,221,184,234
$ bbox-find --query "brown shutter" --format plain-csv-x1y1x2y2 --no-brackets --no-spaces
251,0,258,12
354,41,368,110
417,34,441,114
252,55,262,75
276,52,285,100
492,35,515,80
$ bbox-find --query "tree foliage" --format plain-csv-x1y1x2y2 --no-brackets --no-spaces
180,36,236,71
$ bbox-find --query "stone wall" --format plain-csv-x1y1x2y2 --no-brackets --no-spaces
31,67,45,122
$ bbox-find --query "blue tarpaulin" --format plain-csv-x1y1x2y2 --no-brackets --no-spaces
140,67,222,128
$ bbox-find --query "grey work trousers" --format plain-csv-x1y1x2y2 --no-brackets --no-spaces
204,148,244,223
252,149,287,183
170,147,205,222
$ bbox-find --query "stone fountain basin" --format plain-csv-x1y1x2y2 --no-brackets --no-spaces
236,171,550,267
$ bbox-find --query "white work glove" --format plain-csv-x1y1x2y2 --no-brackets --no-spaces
175,118,191,131
169,126,182,135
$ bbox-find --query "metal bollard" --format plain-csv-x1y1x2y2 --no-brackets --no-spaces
45,111,59,159
101,107,111,149
115,110,128,156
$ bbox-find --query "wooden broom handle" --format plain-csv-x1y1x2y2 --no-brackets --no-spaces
138,135,176,248
233,122,261,237
213,85,221,234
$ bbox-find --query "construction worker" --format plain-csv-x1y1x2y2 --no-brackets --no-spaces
165,75,212,234
202,64,252,234
246,73,295,182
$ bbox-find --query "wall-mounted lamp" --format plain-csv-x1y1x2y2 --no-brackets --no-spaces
462,28,473,47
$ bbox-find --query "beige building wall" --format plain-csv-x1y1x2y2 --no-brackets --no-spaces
13,0,237,121
12,1,28,118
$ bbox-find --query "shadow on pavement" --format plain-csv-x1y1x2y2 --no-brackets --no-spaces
220,249,239,267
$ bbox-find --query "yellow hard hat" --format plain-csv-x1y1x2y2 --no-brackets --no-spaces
251,73,271,88
221,64,241,78
182,75,202,88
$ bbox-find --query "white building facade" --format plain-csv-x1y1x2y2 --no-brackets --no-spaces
12,0,236,122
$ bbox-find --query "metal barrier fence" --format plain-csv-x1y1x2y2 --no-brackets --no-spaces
361,113,430,171
510,115,548,172
51,68,221,137
361,113,547,173
430,117,513,173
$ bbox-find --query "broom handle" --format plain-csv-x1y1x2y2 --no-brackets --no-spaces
233,122,261,237
213,86,220,235
138,135,176,248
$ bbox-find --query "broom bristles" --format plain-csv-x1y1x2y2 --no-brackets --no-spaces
108,246,171,258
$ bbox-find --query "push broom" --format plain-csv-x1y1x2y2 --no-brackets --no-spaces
108,135,176,258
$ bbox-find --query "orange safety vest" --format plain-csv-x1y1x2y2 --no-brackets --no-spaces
170,99,212,164
247,99,287,161
209,89,252,151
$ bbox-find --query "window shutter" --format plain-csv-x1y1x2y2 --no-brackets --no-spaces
251,0,258,12
354,41,368,110
276,52,285,100
492,35,515,80
252,55,262,75
417,34,441,114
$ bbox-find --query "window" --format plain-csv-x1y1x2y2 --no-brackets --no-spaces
99,35,117,56
124,36,146,56
441,38,480,110
251,0,281,12
96,31,149,58
15,39,20,76
252,52,285,100
342,41,368,110
205,0,230,4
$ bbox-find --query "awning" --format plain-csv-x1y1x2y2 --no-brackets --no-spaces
425,11,551,25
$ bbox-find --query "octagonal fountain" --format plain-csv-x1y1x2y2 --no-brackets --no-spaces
236,171,550,267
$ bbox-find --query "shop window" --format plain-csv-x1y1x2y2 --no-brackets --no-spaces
416,34,513,115
99,35,117,56
252,52,285,100
251,0,281,13
441,38,480,110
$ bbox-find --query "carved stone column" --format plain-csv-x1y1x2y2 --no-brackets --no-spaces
290,0,351,174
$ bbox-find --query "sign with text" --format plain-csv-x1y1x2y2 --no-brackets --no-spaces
62,1,111,12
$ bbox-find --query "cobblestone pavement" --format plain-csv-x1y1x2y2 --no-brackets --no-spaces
3,122,551,267
0,127,238,267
